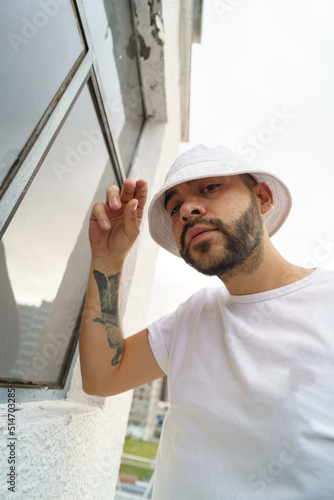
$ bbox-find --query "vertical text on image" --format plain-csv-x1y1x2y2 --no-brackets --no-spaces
7,388,17,493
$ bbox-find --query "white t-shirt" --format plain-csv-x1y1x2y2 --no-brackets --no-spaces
148,268,334,500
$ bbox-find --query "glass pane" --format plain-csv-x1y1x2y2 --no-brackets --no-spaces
0,0,85,186
82,0,144,171
0,83,116,386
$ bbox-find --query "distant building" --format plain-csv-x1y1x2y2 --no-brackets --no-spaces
9,301,53,379
0,0,201,497
128,376,168,442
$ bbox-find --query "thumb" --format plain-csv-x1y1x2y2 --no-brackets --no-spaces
123,199,140,239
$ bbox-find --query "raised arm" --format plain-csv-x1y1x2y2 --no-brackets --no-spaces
79,179,165,397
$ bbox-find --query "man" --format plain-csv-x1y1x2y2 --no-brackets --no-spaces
80,144,334,499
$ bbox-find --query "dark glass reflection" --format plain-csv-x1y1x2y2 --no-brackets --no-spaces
0,0,84,186
0,84,116,386
82,0,145,171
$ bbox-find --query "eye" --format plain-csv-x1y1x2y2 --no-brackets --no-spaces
202,184,220,194
170,203,181,216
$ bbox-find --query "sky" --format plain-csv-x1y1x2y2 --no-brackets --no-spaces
3,0,334,311
147,0,334,324
2,85,113,306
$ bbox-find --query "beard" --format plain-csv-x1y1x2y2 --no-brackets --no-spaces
179,194,264,277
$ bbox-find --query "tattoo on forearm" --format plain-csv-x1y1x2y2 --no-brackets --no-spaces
93,269,124,366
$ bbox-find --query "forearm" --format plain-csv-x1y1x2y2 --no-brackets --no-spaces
79,255,125,395
81,178,148,395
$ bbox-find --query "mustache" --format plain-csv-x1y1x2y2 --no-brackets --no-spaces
180,217,229,253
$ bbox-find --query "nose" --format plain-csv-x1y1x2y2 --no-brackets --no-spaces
179,200,206,224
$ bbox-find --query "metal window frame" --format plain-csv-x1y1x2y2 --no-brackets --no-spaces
0,0,87,199
0,0,147,398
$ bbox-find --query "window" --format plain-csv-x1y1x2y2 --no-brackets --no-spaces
0,0,146,392
0,0,85,186
82,0,145,171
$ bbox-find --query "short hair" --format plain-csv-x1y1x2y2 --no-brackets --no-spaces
240,173,258,190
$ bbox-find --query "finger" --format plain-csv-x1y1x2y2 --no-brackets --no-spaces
106,185,121,210
91,202,111,230
123,198,140,239
134,179,148,213
120,179,136,204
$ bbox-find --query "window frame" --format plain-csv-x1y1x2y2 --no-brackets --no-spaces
0,0,147,397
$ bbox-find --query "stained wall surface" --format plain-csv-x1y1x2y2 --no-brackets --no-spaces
0,0,191,497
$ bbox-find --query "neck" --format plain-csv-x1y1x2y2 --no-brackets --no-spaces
219,234,314,295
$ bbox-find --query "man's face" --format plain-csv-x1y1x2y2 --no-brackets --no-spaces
164,175,264,277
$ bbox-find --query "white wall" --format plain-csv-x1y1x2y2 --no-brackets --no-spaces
0,0,187,498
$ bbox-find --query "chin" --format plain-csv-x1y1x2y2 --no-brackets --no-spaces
181,243,232,276
181,239,264,278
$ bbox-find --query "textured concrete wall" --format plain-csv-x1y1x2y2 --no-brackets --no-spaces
0,394,131,499
0,0,184,498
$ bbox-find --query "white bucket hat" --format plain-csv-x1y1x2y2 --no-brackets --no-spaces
148,144,292,257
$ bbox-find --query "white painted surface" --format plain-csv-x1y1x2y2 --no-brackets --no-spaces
148,0,334,324
0,0,186,498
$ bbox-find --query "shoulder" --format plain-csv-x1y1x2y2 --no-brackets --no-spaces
178,285,227,313
310,268,334,290
313,268,334,298
149,285,226,331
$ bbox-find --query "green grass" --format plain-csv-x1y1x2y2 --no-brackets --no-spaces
119,438,159,481
122,437,159,458
120,463,154,481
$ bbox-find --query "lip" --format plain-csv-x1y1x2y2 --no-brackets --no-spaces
186,226,218,246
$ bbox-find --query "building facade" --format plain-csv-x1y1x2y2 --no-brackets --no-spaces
128,377,168,442
0,0,199,498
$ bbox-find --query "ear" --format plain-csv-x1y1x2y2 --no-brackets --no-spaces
253,182,274,215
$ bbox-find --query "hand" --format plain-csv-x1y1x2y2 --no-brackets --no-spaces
89,179,148,261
